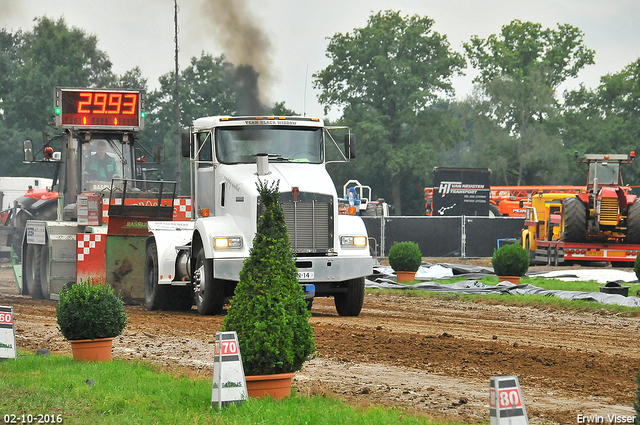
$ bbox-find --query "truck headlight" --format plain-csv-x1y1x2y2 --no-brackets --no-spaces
340,235,367,248
214,236,243,249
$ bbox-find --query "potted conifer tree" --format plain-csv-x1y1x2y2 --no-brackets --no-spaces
221,179,315,399
56,279,127,362
388,241,422,282
491,243,530,284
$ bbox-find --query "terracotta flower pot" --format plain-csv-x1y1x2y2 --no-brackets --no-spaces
395,271,416,282
245,372,295,399
69,337,114,362
498,276,521,284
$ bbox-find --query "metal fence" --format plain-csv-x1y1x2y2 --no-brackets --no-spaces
362,216,525,258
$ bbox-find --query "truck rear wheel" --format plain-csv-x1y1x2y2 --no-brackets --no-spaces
25,244,44,299
144,242,170,310
561,197,587,242
625,199,640,244
334,277,365,316
194,247,224,315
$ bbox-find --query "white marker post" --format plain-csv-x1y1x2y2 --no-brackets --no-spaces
490,375,529,425
211,331,248,409
0,306,17,360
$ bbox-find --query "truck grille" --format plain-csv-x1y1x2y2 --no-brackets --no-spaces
599,197,619,225
259,192,333,254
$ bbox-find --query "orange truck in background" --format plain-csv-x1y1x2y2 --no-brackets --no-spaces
489,186,586,217
425,185,586,217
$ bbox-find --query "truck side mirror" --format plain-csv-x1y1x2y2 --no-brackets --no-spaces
181,133,191,158
344,133,356,159
23,139,34,162
154,144,165,163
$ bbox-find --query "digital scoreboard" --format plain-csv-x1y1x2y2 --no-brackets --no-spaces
54,87,145,130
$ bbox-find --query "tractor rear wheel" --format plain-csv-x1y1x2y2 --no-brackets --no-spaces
561,197,587,242
626,199,640,244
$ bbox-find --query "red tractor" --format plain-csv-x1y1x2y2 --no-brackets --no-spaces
561,152,640,243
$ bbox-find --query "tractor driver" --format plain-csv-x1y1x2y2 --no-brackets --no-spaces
87,140,117,181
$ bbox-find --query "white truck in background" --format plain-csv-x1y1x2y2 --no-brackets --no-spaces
144,116,374,316
0,177,53,211
0,177,54,257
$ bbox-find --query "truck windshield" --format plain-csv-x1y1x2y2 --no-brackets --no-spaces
588,162,620,186
215,126,323,164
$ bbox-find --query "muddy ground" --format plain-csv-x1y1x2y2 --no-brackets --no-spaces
1,260,639,425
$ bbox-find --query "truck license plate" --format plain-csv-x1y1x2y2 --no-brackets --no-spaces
298,271,314,280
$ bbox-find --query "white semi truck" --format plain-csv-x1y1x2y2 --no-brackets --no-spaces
144,116,374,316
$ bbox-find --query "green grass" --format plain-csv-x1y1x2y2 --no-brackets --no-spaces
0,354,471,425
372,276,640,316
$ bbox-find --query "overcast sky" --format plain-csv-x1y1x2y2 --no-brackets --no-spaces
2,0,640,120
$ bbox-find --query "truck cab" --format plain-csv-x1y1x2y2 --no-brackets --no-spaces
145,116,374,316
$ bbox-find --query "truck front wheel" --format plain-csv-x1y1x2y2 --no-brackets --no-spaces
334,277,365,316
561,197,587,242
194,247,224,315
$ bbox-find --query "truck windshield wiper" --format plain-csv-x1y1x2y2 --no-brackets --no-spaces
267,153,292,161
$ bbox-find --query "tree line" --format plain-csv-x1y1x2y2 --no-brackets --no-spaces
1,14,639,215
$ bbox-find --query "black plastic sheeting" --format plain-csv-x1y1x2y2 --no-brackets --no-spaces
367,265,640,308
361,216,525,257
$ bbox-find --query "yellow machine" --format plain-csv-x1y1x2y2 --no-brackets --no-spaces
522,192,577,255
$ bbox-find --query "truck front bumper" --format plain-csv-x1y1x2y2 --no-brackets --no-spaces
213,255,374,286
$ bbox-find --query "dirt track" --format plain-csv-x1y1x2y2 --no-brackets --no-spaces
1,263,639,425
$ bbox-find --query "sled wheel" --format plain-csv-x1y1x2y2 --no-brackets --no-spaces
25,244,44,299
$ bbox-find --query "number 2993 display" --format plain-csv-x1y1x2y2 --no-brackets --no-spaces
54,87,145,130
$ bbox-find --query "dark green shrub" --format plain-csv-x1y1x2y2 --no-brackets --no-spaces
56,279,127,341
491,243,530,277
222,179,315,376
634,254,640,282
388,241,422,272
